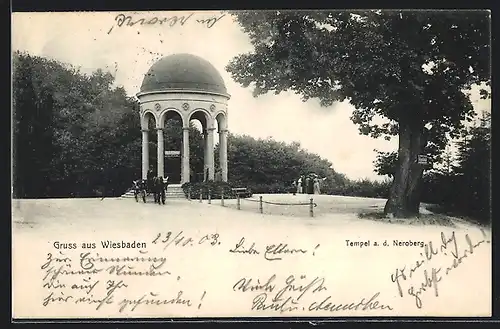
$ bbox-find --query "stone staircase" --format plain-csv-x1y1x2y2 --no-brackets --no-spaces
121,184,186,199
164,184,186,199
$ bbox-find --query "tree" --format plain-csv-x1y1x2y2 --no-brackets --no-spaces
227,10,490,217
440,148,456,175
454,111,491,219
13,53,38,197
12,51,142,197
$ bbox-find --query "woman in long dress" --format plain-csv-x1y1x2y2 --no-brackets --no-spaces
313,177,321,194
297,177,302,194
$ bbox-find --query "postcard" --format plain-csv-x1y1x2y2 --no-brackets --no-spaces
11,10,492,319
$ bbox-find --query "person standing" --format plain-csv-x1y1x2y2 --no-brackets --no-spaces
132,180,140,202
297,176,303,194
313,177,321,195
152,176,159,203
147,168,155,195
291,180,297,195
158,176,166,205
147,168,154,183
305,176,311,194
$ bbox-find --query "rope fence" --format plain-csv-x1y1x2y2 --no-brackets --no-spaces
188,187,318,217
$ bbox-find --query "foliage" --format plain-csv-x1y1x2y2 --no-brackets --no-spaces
454,112,491,220
418,112,490,222
227,10,490,217
324,179,392,199
215,134,348,193
13,51,140,197
227,10,489,140
373,151,398,178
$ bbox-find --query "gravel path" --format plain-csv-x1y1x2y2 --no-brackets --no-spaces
12,196,491,318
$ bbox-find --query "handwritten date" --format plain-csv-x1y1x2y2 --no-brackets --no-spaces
151,231,220,251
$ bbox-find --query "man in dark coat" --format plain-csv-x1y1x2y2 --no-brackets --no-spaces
157,176,166,205
152,176,159,203
147,168,154,191
291,180,297,195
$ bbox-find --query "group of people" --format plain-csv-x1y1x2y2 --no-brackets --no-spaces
132,169,169,205
291,174,325,195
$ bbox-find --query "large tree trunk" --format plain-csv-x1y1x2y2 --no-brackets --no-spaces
384,119,426,218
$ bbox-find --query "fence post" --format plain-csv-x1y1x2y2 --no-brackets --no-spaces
310,198,314,217
199,191,202,203
259,196,263,214
237,194,241,210
221,188,225,207
188,187,191,201
208,189,212,204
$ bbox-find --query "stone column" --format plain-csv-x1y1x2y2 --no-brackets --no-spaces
207,127,216,181
157,128,164,178
203,129,208,181
182,127,190,184
141,129,149,180
219,129,228,182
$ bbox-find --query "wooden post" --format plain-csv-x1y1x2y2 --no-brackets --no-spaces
208,189,211,204
310,198,314,217
259,196,263,214
188,187,191,201
237,194,241,210
199,191,202,203
221,188,225,207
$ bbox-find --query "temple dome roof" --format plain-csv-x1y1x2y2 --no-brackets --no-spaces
140,53,228,95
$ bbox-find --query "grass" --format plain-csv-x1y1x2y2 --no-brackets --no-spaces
424,204,491,228
358,210,457,227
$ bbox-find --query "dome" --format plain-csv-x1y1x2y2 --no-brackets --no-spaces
140,53,228,95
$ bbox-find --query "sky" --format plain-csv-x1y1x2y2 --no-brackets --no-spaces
11,11,491,181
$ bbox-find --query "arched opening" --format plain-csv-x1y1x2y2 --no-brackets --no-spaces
188,111,208,183
161,109,184,184
189,109,213,182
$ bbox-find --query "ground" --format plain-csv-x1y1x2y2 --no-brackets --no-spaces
12,194,492,318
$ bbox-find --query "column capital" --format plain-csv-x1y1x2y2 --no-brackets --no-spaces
219,129,229,133
207,127,217,132
141,129,149,132
182,127,191,131
155,127,164,132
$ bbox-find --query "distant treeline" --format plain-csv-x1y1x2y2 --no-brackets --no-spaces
12,52,490,223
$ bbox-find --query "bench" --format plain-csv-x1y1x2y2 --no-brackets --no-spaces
231,187,252,198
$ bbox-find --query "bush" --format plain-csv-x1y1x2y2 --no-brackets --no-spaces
421,172,490,224
181,181,253,199
246,182,290,194
323,179,391,198
233,178,391,198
